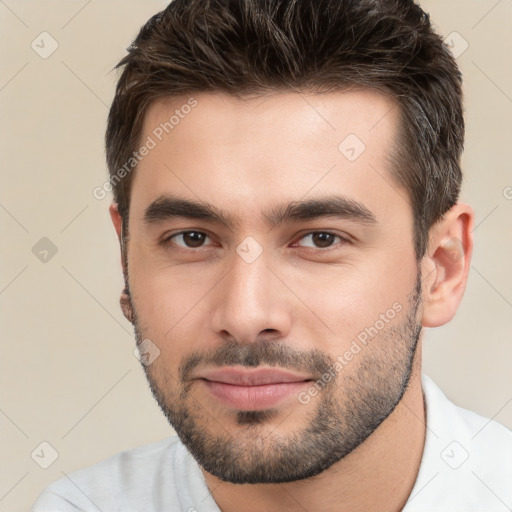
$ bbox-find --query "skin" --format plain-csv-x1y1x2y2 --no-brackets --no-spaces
110,90,474,511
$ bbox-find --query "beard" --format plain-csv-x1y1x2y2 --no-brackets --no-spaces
128,271,423,484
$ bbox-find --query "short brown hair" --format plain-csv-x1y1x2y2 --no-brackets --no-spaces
105,0,464,258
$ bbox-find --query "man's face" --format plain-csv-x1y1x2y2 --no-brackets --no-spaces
123,90,423,483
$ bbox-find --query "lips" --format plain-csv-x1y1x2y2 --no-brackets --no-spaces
199,367,311,386
195,367,312,411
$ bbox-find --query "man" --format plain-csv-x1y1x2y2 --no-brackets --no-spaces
33,0,512,510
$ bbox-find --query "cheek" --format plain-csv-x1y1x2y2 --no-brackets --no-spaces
128,255,218,349
127,230,418,360
287,253,417,348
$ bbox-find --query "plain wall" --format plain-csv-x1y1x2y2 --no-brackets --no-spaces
1,1,511,510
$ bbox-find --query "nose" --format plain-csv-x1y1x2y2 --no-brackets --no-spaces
210,249,292,344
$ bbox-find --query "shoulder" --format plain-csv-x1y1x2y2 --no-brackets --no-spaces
404,375,512,511
32,437,183,512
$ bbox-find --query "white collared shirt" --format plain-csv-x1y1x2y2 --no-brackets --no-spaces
33,375,512,511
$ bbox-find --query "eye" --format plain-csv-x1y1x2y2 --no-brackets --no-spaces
163,231,212,248
161,230,347,251
295,232,345,249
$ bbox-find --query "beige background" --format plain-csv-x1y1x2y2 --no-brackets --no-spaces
1,1,511,510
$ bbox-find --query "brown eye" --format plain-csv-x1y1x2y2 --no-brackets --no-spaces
169,231,211,248
296,232,343,249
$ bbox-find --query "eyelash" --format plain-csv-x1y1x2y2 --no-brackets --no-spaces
159,230,350,252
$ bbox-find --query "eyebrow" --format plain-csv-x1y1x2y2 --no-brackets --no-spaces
143,194,377,228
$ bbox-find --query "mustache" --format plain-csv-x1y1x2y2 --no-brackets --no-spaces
179,340,334,382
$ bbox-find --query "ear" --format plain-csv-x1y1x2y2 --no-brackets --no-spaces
109,202,125,271
109,202,123,244
109,203,134,324
421,203,474,327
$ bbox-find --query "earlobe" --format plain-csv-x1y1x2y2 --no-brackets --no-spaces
421,203,474,328
120,286,134,324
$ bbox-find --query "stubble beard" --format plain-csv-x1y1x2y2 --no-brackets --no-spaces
129,273,423,484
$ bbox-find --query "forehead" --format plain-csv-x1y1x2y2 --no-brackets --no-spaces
142,89,398,149
130,89,408,227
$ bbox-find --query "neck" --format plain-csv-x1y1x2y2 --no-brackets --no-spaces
203,346,426,512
